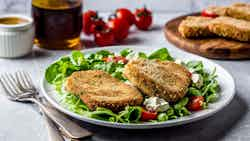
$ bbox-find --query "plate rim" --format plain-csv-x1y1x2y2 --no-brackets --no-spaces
41,45,236,129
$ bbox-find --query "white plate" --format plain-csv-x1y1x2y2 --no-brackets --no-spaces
41,45,235,129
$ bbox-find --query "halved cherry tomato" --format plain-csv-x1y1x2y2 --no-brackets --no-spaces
134,6,152,30
187,96,204,111
103,56,128,64
102,57,113,62
188,71,192,77
108,17,130,42
201,9,218,18
115,8,135,26
114,56,128,64
94,29,115,47
90,18,107,34
83,10,98,35
140,109,157,121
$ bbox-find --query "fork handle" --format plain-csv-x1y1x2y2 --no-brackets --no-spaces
43,114,65,141
28,98,93,139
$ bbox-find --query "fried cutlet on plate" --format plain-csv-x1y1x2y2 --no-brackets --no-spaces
65,70,143,111
123,59,191,102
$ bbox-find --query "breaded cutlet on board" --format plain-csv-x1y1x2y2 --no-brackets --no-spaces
178,16,214,38
209,16,250,42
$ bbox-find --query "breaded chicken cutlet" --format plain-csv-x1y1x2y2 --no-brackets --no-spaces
206,6,228,16
227,3,250,21
178,16,214,38
123,59,191,102
65,70,143,111
206,3,250,21
209,16,250,41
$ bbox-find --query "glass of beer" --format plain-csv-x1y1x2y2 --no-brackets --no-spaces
32,0,82,50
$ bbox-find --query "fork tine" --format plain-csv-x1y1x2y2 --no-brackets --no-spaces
23,71,35,89
18,71,35,90
16,71,26,89
4,74,22,94
16,71,30,90
0,74,18,96
0,77,15,97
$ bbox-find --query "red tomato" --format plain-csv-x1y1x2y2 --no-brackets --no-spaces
114,56,128,64
115,8,135,26
141,109,157,121
90,18,107,34
102,57,113,62
83,10,98,35
103,56,128,64
187,96,204,111
188,71,192,77
134,7,153,30
201,9,218,18
108,18,130,42
94,29,115,46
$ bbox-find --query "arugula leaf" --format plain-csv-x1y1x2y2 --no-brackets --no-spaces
157,113,168,122
186,61,203,73
118,106,142,123
70,51,89,70
89,107,118,122
188,87,202,96
138,52,147,59
120,48,133,57
173,97,191,117
148,48,174,61
45,56,79,84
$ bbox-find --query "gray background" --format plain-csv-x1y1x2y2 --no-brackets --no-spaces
0,0,250,13
0,0,250,141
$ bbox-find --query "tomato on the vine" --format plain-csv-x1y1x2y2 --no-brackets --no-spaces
108,17,130,42
115,8,135,26
94,29,115,47
134,6,153,30
90,18,107,34
187,96,204,111
83,10,98,35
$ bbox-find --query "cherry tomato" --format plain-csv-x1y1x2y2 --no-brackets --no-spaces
94,29,115,46
103,56,128,64
201,9,218,18
114,56,128,64
134,6,153,30
108,18,130,42
90,18,107,34
115,8,135,26
83,10,98,35
187,96,204,111
102,57,113,62
141,109,157,121
188,71,192,77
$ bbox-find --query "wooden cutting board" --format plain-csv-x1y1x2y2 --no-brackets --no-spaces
164,13,250,60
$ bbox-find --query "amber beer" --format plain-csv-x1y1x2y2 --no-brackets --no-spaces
32,0,82,49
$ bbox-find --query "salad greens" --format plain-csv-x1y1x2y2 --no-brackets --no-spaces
45,48,219,123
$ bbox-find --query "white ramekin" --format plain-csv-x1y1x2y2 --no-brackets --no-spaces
0,14,34,58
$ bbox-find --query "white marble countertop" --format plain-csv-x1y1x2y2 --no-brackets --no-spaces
0,13,250,141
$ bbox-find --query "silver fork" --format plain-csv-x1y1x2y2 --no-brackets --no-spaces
0,71,92,139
